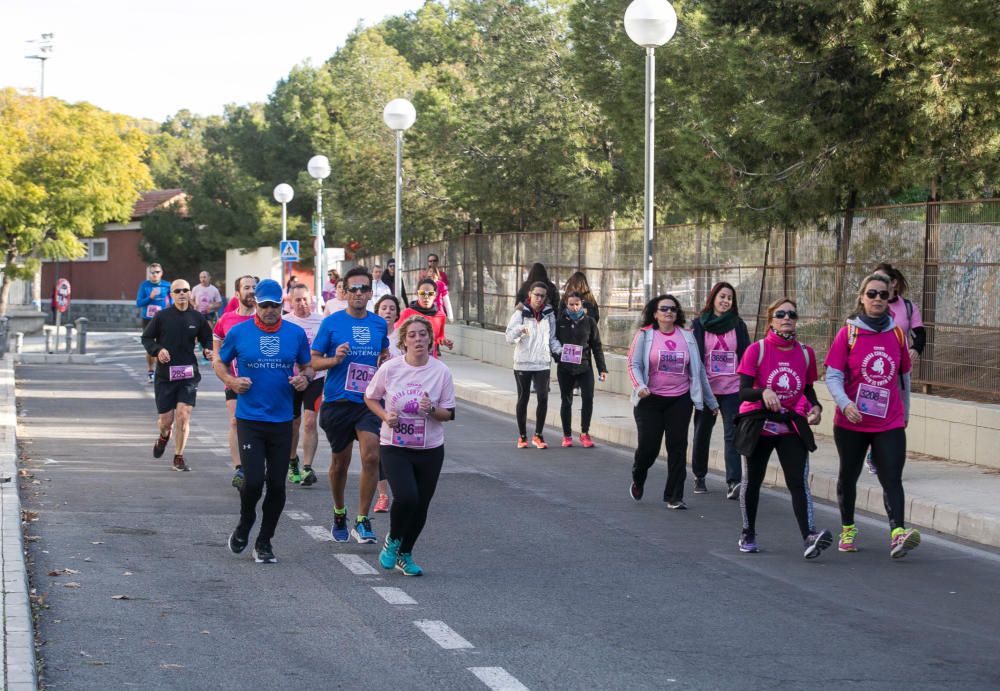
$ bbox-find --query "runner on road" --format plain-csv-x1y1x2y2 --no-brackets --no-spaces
214,276,257,490
136,263,171,382
311,267,389,544
825,272,919,558
215,279,313,564
141,279,213,471
191,270,223,328
283,284,325,487
366,314,456,576
554,292,607,448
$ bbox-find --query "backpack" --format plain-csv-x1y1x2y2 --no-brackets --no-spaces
846,324,905,351
755,338,810,370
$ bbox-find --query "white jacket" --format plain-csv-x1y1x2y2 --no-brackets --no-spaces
505,305,562,371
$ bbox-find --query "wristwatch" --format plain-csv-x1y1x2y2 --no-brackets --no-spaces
428,405,437,416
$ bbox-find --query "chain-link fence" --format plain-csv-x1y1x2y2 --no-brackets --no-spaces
376,199,1000,402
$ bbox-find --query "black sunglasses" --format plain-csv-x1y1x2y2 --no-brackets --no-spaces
774,310,798,320
257,301,282,309
172,288,190,294
865,289,890,300
657,305,678,313
346,285,371,294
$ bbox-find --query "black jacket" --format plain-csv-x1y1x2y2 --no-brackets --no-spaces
554,312,607,375
141,306,213,382
690,316,751,363
732,408,817,458
558,298,600,324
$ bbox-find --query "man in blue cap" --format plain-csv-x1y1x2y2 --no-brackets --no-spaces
214,278,314,564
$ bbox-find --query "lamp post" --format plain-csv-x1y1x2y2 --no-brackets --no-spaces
273,183,294,291
624,0,677,302
306,156,330,305
24,33,54,97
382,98,417,298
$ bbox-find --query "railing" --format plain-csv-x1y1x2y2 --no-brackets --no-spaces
375,198,1000,402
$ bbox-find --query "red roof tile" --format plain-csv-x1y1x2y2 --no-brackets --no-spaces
131,189,187,219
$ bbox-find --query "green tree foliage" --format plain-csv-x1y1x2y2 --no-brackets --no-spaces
0,89,152,314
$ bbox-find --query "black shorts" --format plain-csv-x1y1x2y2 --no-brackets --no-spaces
320,401,381,453
293,378,325,417
225,388,238,402
154,375,200,414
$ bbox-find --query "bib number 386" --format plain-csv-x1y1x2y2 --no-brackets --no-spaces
392,417,426,448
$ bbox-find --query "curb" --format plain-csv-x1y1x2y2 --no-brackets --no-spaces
1,355,38,689
452,380,1000,550
14,353,97,365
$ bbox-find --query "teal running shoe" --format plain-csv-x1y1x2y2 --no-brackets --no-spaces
379,535,401,570
396,552,423,577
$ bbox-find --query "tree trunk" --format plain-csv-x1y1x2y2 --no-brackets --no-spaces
827,189,857,344
0,248,17,318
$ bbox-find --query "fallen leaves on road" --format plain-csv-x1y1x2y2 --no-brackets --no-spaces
111,595,130,600
22,509,38,521
160,663,185,670
47,568,80,577
24,535,40,542
90,541,104,545
63,582,81,588
123,571,133,576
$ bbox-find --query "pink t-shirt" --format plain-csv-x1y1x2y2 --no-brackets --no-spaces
647,329,691,397
365,356,456,450
284,311,327,380
191,284,222,315
214,310,253,380
888,298,923,344
737,339,817,435
824,326,911,432
704,329,740,396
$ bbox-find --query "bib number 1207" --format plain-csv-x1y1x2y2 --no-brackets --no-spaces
345,363,376,392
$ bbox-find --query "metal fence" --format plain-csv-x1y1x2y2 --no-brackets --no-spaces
378,199,1000,402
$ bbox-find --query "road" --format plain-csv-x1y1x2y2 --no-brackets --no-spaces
14,338,1000,690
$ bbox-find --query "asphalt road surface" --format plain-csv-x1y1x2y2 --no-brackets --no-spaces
14,340,1000,690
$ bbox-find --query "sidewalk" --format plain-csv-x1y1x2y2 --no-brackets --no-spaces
441,352,1000,550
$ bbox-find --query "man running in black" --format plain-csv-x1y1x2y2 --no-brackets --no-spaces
141,279,213,471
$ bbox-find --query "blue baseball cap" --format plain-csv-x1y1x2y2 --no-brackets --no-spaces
255,279,283,305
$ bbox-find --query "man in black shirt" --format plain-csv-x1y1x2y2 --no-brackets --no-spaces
142,279,213,471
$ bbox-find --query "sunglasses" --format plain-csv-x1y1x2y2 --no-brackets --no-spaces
417,290,437,297
150,271,163,275
257,301,282,309
346,285,371,294
428,258,438,263
657,305,678,313
774,310,799,320
865,289,890,300
172,288,190,294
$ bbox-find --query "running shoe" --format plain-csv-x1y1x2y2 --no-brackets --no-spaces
629,481,643,502
228,528,249,554
253,538,277,564
147,370,155,384
172,455,189,472
231,467,245,491
331,512,350,542
726,481,740,501
373,494,390,513
838,525,859,552
803,530,834,559
300,466,317,487
580,433,594,448
351,516,377,544
395,552,423,577
152,434,170,459
890,527,921,559
561,436,573,447
738,533,759,553
666,500,688,510
531,434,548,449
516,436,529,449
379,535,401,570
287,459,302,484
693,478,707,494
865,451,878,475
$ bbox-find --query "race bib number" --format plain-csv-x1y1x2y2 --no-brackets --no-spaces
856,383,889,418
392,417,427,448
168,365,194,381
708,350,736,375
762,420,790,436
561,344,583,365
345,362,376,393
657,350,686,374
145,304,160,319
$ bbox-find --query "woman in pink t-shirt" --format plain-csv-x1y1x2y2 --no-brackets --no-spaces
825,271,920,559
875,262,925,360
735,297,830,559
365,314,456,577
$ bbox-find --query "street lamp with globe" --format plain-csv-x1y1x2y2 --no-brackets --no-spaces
306,155,331,306
382,98,416,298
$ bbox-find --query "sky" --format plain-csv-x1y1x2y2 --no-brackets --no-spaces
2,0,426,122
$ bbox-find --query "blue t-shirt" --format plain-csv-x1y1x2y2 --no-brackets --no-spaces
312,310,389,404
218,319,312,423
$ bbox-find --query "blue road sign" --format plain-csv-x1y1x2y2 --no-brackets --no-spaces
280,240,299,262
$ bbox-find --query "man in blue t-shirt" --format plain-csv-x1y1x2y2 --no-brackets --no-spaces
136,263,172,382
214,279,313,564
311,266,389,545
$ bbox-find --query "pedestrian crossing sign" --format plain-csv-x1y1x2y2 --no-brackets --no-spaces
280,240,299,262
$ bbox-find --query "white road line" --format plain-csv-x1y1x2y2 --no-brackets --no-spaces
468,668,530,691
284,510,313,521
211,449,231,457
372,587,417,605
413,620,474,650
335,554,379,575
196,436,214,444
301,525,334,542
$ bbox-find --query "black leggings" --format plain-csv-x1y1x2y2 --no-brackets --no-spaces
556,367,595,436
236,418,292,541
631,392,693,502
834,426,907,530
381,445,445,553
741,434,815,540
514,370,550,438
